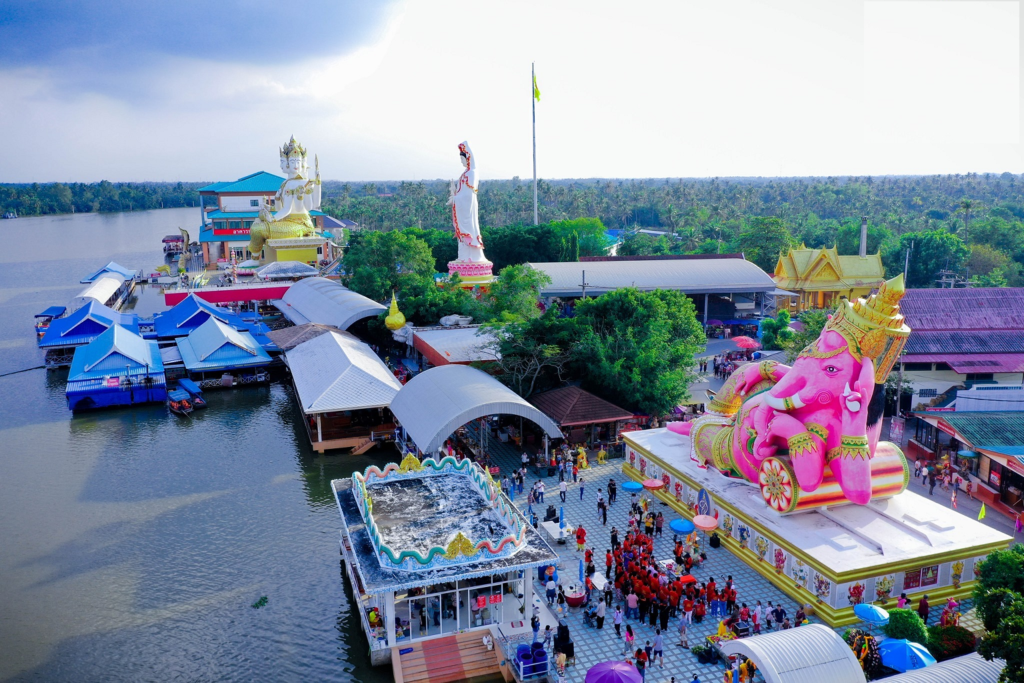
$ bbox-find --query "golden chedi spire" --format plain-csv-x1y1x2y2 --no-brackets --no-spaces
385,292,406,331
824,274,911,382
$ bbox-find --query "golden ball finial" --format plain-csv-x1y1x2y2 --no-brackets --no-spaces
385,292,406,331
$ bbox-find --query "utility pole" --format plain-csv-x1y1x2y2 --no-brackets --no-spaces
579,270,590,299
532,62,538,226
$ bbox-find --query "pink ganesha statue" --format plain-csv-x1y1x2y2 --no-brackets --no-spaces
671,275,911,512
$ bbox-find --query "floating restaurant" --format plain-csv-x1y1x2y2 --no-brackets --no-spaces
65,324,166,411
285,329,402,453
174,318,273,387
332,454,558,677
38,300,140,368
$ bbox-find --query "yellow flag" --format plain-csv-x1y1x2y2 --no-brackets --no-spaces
978,503,986,520
533,73,541,102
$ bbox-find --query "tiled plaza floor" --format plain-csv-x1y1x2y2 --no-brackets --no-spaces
476,429,969,682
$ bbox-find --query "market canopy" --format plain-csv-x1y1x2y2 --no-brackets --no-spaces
529,386,633,427
285,330,401,413
390,365,562,455
274,277,386,330
719,624,864,683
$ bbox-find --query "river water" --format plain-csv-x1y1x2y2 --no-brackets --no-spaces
0,209,391,682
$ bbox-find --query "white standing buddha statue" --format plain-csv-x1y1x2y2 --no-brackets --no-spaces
446,141,493,285
247,136,321,256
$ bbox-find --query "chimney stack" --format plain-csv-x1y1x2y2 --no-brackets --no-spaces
859,216,868,258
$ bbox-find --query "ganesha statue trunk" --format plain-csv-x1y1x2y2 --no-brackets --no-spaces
671,275,911,512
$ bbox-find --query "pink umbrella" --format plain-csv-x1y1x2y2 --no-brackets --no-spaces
693,514,719,552
732,336,760,350
643,479,665,490
585,661,642,683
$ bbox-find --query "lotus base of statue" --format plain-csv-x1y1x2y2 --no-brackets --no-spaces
448,259,494,289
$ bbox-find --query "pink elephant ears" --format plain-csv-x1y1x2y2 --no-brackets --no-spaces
666,422,693,437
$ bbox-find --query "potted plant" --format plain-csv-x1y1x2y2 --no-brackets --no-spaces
691,645,713,664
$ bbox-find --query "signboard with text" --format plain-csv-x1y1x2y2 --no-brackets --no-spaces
213,228,250,236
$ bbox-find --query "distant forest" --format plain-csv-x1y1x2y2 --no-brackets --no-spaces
5,172,1024,287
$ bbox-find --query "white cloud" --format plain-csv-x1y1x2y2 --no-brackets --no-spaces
0,0,1020,182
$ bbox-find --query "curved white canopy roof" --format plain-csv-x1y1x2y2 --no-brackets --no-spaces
390,365,562,455
275,277,385,330
884,653,1004,683
719,624,865,683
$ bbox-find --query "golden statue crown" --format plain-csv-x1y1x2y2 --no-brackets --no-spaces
823,274,910,383
280,135,307,159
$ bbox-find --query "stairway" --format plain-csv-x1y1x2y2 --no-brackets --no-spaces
394,632,502,683
351,438,375,455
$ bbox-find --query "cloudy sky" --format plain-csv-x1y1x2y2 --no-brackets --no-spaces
0,0,1020,182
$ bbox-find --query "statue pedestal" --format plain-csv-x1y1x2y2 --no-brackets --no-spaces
448,259,494,289
622,428,1011,626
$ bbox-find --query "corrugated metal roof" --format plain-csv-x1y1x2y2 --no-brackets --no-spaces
936,412,1024,449
883,653,1004,683
719,624,864,683
67,325,162,382
256,261,319,279
39,301,139,348
902,288,1024,331
80,261,137,283
389,365,563,455
905,330,1024,355
528,257,776,297
206,209,325,219
902,353,1024,373
214,171,285,194
276,277,385,330
153,294,245,338
412,326,499,364
529,386,633,426
285,330,401,413
175,319,271,371
267,323,338,351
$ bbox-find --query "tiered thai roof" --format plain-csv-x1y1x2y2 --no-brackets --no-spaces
39,300,139,348
773,246,885,292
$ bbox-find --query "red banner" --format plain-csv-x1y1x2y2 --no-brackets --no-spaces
213,228,250,236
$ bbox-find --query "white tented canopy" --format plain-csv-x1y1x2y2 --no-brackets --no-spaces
719,624,865,683
389,365,562,455
286,330,401,413
68,273,125,312
274,277,385,329
883,653,1004,683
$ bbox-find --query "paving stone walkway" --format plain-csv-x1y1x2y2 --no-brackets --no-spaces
469,425,970,682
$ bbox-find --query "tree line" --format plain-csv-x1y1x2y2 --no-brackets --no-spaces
0,181,203,215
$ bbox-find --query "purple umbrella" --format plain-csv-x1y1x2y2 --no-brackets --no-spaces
585,661,642,683
705,319,724,326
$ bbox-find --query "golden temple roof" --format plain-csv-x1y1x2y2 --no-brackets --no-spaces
774,247,885,292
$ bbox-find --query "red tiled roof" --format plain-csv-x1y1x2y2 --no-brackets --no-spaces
901,288,1024,331
529,386,634,426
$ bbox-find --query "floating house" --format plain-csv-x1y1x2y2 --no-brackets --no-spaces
285,330,402,453
38,300,140,368
66,325,166,411
174,318,272,386
332,454,559,675
153,293,248,340
68,272,133,313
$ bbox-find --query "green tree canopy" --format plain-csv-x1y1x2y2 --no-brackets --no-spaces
342,230,435,301
783,309,829,363
401,226,458,273
618,231,671,256
974,545,1024,683
835,219,893,255
883,230,970,288
571,288,704,416
738,217,793,271
759,310,794,351
483,264,552,323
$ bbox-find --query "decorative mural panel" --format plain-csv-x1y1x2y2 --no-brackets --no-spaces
755,535,770,562
875,574,895,604
813,573,831,602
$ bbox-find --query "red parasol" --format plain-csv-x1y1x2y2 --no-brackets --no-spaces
732,336,760,350
643,479,665,490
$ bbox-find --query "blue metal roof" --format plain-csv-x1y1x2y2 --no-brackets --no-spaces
168,389,191,401
206,209,325,219
81,261,137,283
210,171,285,194
39,301,139,348
178,378,203,395
175,318,272,371
198,181,233,193
36,305,67,318
153,294,246,339
67,325,163,382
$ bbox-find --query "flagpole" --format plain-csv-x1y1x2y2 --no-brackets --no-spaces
532,62,538,226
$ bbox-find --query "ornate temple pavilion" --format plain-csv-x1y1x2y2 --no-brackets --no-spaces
773,246,885,313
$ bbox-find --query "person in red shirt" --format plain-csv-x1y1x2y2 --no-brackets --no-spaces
694,600,706,623
726,587,737,614
683,597,694,624
585,548,594,564
739,603,750,621
576,526,587,551
706,578,717,597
